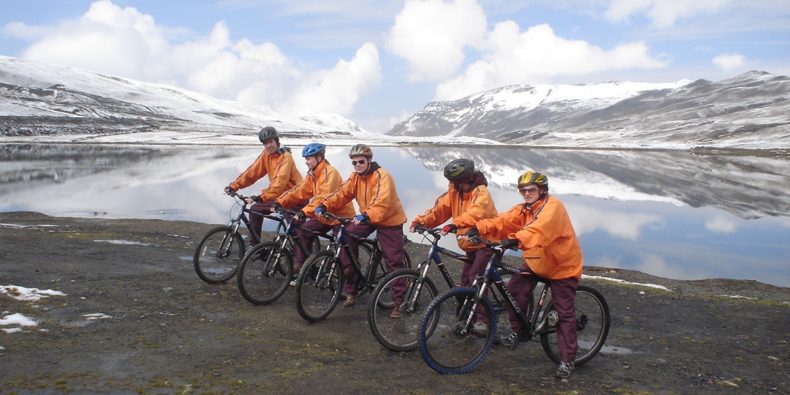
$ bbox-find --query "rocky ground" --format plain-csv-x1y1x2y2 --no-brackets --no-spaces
0,211,788,394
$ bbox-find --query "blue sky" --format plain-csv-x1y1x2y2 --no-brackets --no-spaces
2,0,789,133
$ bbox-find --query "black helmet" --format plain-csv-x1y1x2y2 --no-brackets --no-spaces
444,159,475,182
258,126,279,144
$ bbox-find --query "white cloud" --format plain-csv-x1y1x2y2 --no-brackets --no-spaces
434,22,666,100
7,0,379,117
281,43,381,116
570,205,663,240
387,0,487,81
705,216,737,234
712,52,744,72
605,0,733,28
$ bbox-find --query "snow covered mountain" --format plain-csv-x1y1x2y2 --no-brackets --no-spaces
0,56,372,143
389,73,790,149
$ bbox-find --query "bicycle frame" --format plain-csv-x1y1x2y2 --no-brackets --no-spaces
462,245,551,340
319,212,384,295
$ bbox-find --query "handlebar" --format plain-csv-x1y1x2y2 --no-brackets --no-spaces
319,211,354,225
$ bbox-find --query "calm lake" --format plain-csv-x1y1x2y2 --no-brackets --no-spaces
2,143,789,287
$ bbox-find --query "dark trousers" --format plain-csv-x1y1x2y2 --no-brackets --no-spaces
342,222,406,302
294,219,333,273
463,247,494,324
508,272,579,363
248,200,276,243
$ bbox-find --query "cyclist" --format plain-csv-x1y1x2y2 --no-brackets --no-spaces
467,170,582,379
224,126,304,244
276,143,355,283
315,144,407,312
409,158,497,330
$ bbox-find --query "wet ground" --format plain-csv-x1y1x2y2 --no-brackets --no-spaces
0,211,788,394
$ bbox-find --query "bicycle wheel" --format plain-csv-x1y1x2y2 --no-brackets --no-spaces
295,250,344,322
418,287,496,374
194,226,245,284
368,268,438,352
540,285,610,366
237,241,293,305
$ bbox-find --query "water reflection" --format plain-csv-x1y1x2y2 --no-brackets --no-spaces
1,143,788,287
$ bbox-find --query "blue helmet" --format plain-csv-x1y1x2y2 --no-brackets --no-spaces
302,143,326,157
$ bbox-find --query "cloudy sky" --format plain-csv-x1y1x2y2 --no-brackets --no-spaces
2,0,789,132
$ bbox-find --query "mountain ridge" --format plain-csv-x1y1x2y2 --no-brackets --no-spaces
388,72,790,149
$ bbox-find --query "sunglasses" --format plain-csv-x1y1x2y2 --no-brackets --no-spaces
519,186,540,194
352,159,367,165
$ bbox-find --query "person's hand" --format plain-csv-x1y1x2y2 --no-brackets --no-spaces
465,227,480,239
295,210,307,222
244,195,260,205
441,224,457,235
500,238,519,250
353,213,369,224
314,204,326,216
224,186,234,195
409,220,420,233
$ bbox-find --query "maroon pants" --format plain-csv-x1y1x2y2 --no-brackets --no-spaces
294,219,333,273
342,222,406,302
464,248,494,324
248,200,276,243
508,272,579,363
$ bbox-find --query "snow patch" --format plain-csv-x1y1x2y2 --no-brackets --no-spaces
582,274,671,291
94,239,152,246
1,285,67,301
83,313,112,320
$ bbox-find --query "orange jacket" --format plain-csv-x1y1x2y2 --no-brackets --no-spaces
229,148,302,201
276,159,355,225
475,196,582,280
321,162,407,227
414,183,498,252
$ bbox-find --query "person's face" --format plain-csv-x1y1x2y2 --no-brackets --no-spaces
519,184,541,204
263,138,278,154
305,155,319,170
351,155,370,174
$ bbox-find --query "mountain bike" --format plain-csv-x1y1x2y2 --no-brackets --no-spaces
367,225,467,352
193,190,265,283
295,211,412,323
417,237,610,374
237,206,329,305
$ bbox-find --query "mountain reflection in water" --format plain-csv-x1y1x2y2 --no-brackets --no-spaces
1,143,788,287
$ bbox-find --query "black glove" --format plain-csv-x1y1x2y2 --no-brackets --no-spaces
466,227,479,238
500,238,519,250
442,224,458,234
224,186,234,195
314,204,327,215
250,195,261,203
295,210,307,222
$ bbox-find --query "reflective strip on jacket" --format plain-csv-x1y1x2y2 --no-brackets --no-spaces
414,183,498,252
229,148,302,201
321,163,407,227
475,196,583,280
276,159,355,225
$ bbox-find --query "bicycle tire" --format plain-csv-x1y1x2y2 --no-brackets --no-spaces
194,226,245,284
540,285,610,366
418,287,496,374
368,268,438,352
295,250,344,322
237,241,293,305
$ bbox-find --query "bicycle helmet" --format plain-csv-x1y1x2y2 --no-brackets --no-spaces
348,143,373,158
302,143,326,157
443,159,475,182
517,170,548,188
258,126,279,144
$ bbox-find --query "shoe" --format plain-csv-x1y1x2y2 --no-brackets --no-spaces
471,322,488,336
289,275,297,287
500,331,527,349
555,361,574,380
343,295,356,308
390,304,401,319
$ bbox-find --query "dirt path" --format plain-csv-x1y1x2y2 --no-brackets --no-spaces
1,212,788,394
